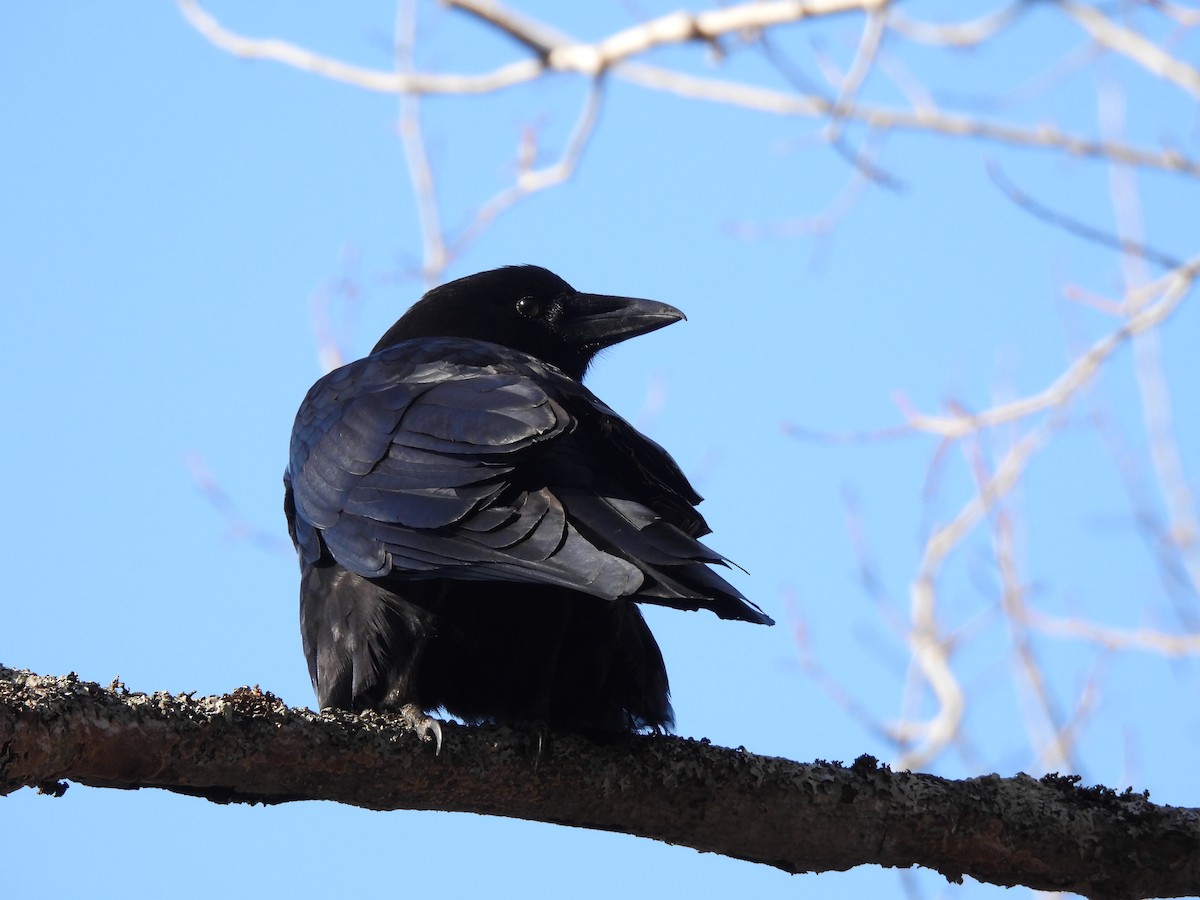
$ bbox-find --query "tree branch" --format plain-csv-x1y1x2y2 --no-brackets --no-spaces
1061,0,1200,100
905,254,1200,437
616,62,1200,176
176,0,1200,177
2,666,1197,898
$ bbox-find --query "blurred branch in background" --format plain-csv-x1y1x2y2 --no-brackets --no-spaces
183,452,292,556
178,0,1199,174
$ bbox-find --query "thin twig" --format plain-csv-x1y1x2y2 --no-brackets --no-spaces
1099,70,1200,598
974,435,1081,771
448,79,607,257
757,32,905,189
1028,612,1200,655
906,257,1200,437
178,0,545,94
446,0,573,57
900,426,1047,769
617,63,1200,176
987,160,1184,270
395,0,447,282
887,3,1027,47
1148,0,1200,28
1062,0,1200,99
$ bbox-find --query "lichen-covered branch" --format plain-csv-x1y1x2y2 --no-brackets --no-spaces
2,666,1197,899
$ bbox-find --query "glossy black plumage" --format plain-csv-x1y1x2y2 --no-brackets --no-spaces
284,265,772,737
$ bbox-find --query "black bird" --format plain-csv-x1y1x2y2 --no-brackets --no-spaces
284,265,772,746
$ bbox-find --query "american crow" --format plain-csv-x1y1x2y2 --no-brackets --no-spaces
284,266,772,746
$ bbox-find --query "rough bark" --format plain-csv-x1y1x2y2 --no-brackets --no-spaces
1,665,1196,898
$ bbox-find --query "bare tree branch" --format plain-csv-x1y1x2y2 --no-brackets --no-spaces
447,79,607,263
540,0,890,74
177,0,545,94
177,0,883,89
3,666,1198,899
177,0,1200,176
1027,612,1200,655
1062,0,1200,99
987,160,1184,270
616,62,1200,175
445,0,573,57
1099,82,1200,601
976,436,1084,772
887,3,1027,47
395,0,447,282
900,426,1048,769
906,256,1200,438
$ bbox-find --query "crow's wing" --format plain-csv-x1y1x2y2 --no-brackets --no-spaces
287,337,772,625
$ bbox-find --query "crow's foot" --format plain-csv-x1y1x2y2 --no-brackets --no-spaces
398,703,443,754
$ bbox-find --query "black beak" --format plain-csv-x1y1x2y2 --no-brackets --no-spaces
562,292,686,351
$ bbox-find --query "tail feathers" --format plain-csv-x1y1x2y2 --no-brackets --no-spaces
637,560,774,625
563,491,774,625
299,561,434,711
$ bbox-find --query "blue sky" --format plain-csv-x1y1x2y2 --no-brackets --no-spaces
3,3,1198,898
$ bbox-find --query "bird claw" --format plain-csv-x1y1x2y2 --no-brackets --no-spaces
399,703,443,755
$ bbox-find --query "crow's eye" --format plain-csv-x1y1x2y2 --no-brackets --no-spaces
516,296,541,318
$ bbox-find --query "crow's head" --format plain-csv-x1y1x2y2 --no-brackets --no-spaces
372,265,684,380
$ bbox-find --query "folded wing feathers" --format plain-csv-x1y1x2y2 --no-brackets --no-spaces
290,338,768,623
